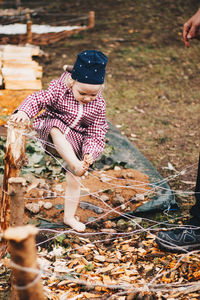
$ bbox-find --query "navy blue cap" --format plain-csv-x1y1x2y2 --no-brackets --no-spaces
71,50,108,84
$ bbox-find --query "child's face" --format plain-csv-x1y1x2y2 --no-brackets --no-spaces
72,81,101,104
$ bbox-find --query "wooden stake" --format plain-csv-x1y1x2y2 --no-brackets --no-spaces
27,20,33,44
88,11,95,28
0,122,28,232
9,177,26,227
3,225,46,300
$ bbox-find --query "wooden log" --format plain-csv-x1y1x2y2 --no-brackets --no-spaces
9,177,26,227
3,225,46,300
0,121,28,232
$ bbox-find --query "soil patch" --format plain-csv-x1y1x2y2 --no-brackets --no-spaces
24,168,151,227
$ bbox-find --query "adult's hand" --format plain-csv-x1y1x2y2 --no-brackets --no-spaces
183,8,200,47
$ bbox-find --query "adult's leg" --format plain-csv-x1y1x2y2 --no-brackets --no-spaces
189,154,200,225
156,153,200,251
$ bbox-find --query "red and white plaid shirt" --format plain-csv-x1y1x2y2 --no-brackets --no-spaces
17,72,108,160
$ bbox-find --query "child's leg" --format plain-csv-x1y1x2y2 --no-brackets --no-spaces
50,127,87,176
64,172,86,232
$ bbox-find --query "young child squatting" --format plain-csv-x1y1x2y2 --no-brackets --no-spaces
10,50,108,232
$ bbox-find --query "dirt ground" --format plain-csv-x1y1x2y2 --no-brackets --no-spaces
24,168,151,226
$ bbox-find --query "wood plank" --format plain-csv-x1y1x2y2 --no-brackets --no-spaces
2,66,42,79
4,79,42,90
2,68,36,80
3,61,40,68
1,44,41,57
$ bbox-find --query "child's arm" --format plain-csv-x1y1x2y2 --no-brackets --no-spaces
13,78,60,119
82,98,108,161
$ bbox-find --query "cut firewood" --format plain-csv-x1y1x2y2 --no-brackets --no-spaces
2,65,42,79
4,79,42,90
0,44,43,90
1,44,41,58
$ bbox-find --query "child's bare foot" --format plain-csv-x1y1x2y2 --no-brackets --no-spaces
64,217,86,232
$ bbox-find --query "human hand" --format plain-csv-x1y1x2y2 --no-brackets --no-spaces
9,111,30,125
183,8,200,47
84,153,94,165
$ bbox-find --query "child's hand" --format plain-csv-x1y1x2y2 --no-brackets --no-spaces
9,111,30,125
84,153,94,165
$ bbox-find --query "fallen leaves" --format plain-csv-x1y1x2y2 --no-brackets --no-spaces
1,229,200,299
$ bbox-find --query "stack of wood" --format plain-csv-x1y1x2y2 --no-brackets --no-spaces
0,44,42,90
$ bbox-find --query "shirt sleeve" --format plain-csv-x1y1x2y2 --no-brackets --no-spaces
14,79,59,118
82,98,108,160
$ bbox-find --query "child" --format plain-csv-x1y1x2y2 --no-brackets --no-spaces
10,50,108,232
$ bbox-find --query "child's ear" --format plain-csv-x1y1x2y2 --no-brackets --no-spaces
66,75,74,88
63,64,73,73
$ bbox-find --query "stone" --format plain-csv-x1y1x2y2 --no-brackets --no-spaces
100,174,112,182
53,184,64,193
124,172,134,178
127,217,142,228
25,202,40,214
29,190,39,198
43,202,53,210
117,219,127,229
111,194,125,206
120,204,126,210
103,220,113,229
80,201,104,214
114,166,121,171
87,217,97,223
135,194,145,201
38,200,45,208
44,190,57,199
100,194,109,202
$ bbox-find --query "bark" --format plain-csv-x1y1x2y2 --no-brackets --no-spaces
9,177,26,227
0,122,28,231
